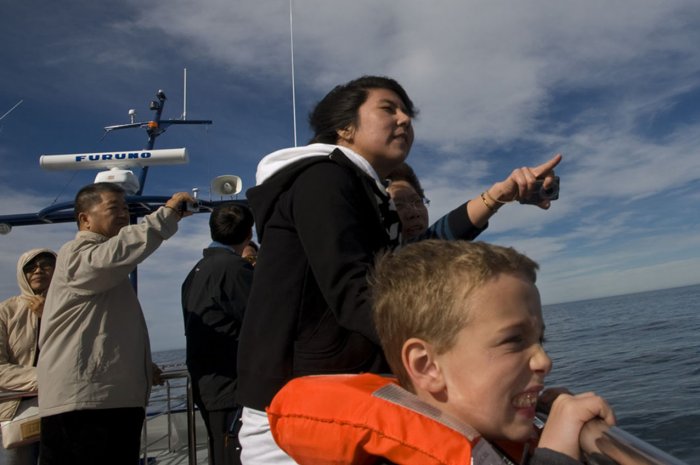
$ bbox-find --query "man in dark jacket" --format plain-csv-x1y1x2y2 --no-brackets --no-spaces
181,203,254,465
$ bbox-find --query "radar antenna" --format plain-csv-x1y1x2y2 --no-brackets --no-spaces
102,88,212,194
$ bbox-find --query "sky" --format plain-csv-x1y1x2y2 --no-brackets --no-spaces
1,0,699,351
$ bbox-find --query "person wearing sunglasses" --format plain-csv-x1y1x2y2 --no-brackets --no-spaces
0,248,56,465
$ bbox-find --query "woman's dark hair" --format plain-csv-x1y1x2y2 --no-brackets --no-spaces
386,162,425,198
210,203,254,246
308,75,417,144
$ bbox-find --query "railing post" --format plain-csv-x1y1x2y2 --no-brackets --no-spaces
141,413,149,463
187,373,197,465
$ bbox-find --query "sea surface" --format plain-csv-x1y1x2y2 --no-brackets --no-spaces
153,283,700,464
542,284,700,464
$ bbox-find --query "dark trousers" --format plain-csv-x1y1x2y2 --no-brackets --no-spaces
39,407,145,465
198,406,242,465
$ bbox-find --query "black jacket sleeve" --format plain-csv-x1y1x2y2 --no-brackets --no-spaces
421,201,486,241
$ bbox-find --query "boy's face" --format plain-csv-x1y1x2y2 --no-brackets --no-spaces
432,272,552,442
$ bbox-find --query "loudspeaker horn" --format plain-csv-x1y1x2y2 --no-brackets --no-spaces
211,175,242,196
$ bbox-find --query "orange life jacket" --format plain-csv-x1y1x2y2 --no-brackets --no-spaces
267,373,532,465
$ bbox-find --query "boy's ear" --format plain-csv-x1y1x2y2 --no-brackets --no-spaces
402,337,445,394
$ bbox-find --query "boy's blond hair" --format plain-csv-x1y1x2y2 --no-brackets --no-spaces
371,240,539,389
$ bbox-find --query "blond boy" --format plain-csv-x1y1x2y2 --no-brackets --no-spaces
372,240,615,464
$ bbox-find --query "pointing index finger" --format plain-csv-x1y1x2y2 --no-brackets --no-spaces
532,153,563,178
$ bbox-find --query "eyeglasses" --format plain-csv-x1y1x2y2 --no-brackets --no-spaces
393,197,430,211
23,261,55,274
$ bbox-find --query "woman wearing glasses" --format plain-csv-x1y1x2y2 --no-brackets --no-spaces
386,162,431,241
0,248,56,465
387,159,560,243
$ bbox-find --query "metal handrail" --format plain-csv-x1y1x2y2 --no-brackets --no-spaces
1,373,200,465
580,418,689,465
141,367,199,465
535,412,688,465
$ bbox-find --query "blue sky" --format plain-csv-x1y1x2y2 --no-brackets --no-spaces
1,1,699,351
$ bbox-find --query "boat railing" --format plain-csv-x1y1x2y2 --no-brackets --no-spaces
535,414,689,465
141,364,200,465
2,369,201,465
580,418,689,465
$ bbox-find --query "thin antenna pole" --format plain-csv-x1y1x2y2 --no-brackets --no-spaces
183,68,188,120
0,100,23,122
289,0,298,147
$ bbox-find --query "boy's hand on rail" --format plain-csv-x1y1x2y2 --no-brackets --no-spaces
537,392,616,460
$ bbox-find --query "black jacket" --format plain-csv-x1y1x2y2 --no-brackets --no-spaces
237,149,484,410
181,247,254,410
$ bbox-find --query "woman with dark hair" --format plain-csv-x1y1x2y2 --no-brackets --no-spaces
236,75,560,464
386,162,430,241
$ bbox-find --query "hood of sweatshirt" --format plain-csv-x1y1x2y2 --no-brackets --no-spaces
255,143,382,185
16,248,57,297
248,144,386,242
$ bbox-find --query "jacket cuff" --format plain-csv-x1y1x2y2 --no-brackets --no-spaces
448,201,487,240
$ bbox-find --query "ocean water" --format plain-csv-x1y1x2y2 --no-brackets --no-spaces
542,284,700,464
154,284,700,463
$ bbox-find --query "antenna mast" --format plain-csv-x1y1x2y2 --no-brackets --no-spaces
289,0,298,147
183,68,188,120
0,100,23,123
